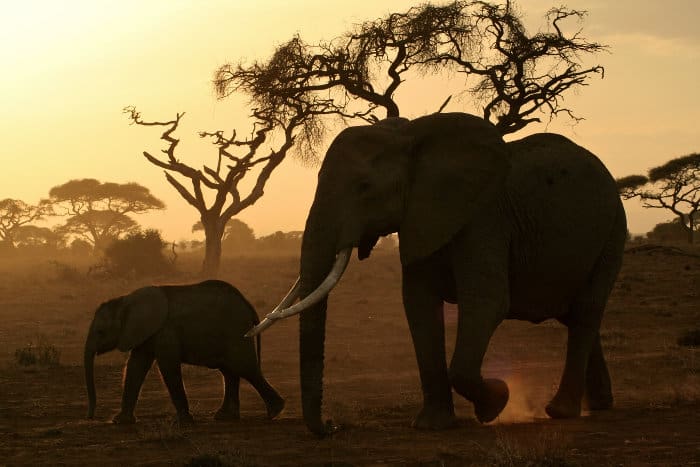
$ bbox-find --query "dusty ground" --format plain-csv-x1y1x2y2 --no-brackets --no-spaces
0,245,698,466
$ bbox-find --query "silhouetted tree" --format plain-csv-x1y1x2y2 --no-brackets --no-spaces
0,198,51,249
256,231,303,253
214,1,605,137
48,179,165,251
647,218,696,243
618,153,700,243
125,92,346,275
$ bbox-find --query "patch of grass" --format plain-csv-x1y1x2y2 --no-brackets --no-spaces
14,336,61,367
486,430,576,467
185,449,258,467
678,329,700,348
136,419,187,445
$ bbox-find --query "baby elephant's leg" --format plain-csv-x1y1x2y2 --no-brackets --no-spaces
215,369,241,421
156,358,194,425
244,370,285,419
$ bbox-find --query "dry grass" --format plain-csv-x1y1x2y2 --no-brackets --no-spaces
0,246,699,465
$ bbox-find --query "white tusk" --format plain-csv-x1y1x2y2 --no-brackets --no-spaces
245,248,352,337
244,278,300,338
272,278,301,313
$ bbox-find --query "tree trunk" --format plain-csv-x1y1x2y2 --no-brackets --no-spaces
201,217,224,277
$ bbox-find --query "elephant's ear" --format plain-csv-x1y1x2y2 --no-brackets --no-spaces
117,287,168,352
399,113,510,265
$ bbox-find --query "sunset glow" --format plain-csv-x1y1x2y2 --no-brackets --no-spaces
1,0,698,242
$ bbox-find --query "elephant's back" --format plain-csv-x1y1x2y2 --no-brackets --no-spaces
505,133,625,315
162,281,258,332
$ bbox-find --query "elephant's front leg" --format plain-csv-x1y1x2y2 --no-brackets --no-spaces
156,358,194,425
113,348,154,424
449,244,509,424
402,265,455,430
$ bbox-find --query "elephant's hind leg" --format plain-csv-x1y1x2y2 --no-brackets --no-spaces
547,238,621,419
585,332,613,410
545,319,598,419
244,370,285,419
214,369,241,421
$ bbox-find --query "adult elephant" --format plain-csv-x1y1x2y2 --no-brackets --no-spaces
249,112,626,436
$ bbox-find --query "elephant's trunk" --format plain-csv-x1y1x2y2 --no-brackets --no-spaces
84,332,97,419
298,205,340,435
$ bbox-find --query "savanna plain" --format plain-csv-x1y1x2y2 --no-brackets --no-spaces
0,245,698,466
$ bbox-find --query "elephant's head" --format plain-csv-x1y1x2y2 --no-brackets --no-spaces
255,112,510,435
84,287,167,419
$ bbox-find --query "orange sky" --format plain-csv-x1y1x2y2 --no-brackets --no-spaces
1,0,699,241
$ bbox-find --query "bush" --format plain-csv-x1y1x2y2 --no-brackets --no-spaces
14,337,61,367
678,329,700,348
103,229,174,277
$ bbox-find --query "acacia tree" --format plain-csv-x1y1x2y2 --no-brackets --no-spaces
0,198,51,249
618,153,700,243
48,178,165,251
125,94,358,275
214,0,605,137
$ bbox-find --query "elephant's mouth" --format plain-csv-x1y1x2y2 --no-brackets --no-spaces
357,235,379,260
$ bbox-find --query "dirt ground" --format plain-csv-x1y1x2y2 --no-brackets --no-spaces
0,245,698,466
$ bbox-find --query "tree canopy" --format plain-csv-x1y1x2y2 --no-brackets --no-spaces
48,178,165,251
0,198,51,248
214,0,605,141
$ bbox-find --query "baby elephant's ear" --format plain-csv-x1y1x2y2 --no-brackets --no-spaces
117,287,168,352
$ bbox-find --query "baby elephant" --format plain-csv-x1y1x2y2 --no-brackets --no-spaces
84,280,284,425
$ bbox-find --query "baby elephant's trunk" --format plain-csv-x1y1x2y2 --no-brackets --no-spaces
84,335,97,419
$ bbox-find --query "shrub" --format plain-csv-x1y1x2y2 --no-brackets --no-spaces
678,329,700,348
14,337,61,367
103,229,174,277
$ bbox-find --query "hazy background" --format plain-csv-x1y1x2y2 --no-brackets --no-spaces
2,0,698,242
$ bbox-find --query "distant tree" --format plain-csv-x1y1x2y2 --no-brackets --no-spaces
618,153,700,243
647,219,695,243
0,198,51,249
103,229,173,277
215,1,605,138
13,225,65,250
256,231,303,253
48,179,165,251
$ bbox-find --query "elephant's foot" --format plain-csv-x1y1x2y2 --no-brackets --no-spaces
214,407,240,421
473,379,509,423
265,396,285,420
412,406,456,430
174,412,195,426
545,395,581,419
452,377,509,423
112,412,136,425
